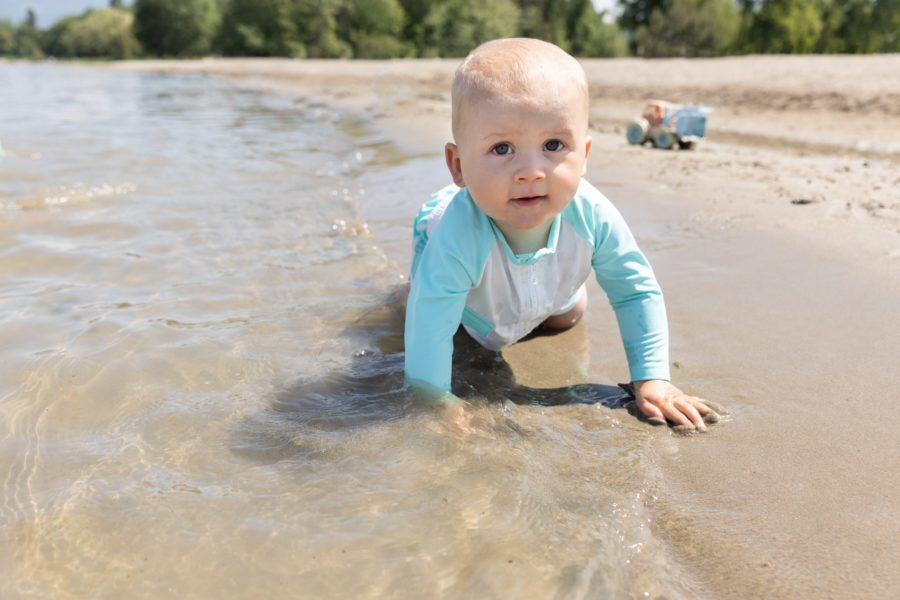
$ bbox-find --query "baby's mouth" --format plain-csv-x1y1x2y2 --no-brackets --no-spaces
510,195,548,206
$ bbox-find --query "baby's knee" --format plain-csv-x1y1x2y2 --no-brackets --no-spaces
541,292,587,330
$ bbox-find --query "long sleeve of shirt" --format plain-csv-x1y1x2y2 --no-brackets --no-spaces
588,200,670,382
404,191,491,391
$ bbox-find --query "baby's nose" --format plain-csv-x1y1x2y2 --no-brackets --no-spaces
514,156,546,182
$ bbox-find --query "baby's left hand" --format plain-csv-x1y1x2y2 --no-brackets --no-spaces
632,379,718,432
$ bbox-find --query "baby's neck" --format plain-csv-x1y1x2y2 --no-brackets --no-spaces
503,222,552,255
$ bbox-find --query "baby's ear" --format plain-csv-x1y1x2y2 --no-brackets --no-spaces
445,143,466,187
581,136,593,176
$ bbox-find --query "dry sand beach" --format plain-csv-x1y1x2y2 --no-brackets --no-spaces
109,55,900,598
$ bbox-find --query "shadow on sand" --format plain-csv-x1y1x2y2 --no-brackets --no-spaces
229,288,637,463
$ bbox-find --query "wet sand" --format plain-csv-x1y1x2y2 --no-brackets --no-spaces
113,56,900,598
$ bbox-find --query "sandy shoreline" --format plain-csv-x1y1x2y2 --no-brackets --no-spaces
111,57,900,264
110,56,900,598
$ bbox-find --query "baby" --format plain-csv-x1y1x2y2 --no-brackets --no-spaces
404,38,714,431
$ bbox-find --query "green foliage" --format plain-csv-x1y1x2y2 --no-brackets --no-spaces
5,0,626,60
730,0,900,54
133,0,221,57
220,0,305,56
871,0,900,51
398,0,432,54
294,0,352,57
339,0,410,57
817,0,900,53
424,0,520,57
634,0,739,56
9,0,898,59
566,0,628,56
1,9,45,58
817,0,874,52
519,0,571,49
619,0,670,33
516,0,627,57
45,9,141,59
351,33,409,57
0,21,16,55
14,36,44,58
744,0,824,53
342,0,405,37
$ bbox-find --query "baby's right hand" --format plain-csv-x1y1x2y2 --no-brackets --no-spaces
440,401,478,435
425,399,493,437
409,382,492,437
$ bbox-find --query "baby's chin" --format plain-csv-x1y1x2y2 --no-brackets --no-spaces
499,207,559,231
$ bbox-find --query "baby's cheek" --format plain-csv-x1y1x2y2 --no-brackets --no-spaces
560,165,583,190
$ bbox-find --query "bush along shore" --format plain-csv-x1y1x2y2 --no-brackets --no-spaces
1,0,899,62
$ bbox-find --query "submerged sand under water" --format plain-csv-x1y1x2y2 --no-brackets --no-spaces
1,63,704,598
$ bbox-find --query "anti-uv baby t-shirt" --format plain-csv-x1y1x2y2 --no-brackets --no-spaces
405,179,670,391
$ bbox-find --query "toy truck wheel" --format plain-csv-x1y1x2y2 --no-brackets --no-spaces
653,129,675,150
626,119,649,145
678,140,696,150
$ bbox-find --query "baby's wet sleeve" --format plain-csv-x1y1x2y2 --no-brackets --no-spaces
404,232,477,392
405,188,492,392
591,205,670,383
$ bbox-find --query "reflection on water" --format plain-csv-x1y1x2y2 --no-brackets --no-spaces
0,63,700,598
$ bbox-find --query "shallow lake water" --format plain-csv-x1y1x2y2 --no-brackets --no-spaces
0,63,700,598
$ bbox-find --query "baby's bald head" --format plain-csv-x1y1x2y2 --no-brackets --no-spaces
451,38,590,140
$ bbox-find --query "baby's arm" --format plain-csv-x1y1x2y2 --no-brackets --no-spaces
405,189,490,401
404,275,467,393
588,195,716,430
404,270,477,434
404,208,478,399
590,204,670,383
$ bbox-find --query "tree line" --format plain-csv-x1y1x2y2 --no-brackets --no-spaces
1,0,897,60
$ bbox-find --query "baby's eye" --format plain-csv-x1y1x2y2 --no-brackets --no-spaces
491,143,512,156
544,139,565,152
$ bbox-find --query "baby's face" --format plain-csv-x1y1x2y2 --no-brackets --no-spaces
447,87,591,237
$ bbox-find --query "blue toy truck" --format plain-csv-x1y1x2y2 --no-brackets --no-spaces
626,100,710,150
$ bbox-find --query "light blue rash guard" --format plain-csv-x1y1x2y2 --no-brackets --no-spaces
405,179,670,391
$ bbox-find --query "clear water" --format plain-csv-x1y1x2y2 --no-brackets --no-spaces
0,63,699,598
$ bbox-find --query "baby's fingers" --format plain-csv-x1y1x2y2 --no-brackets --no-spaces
635,396,698,430
703,410,719,424
634,399,667,426
668,398,707,432
700,398,727,415
686,396,722,425
633,391,719,432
